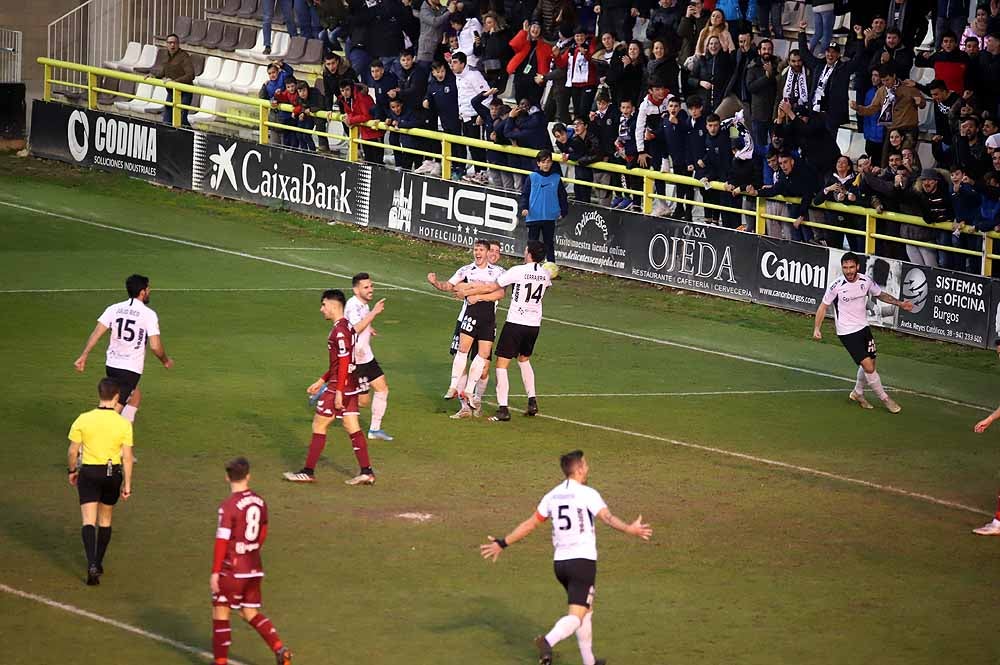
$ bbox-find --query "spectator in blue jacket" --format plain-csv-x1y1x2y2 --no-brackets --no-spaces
519,149,569,263
661,96,691,218
472,88,513,188
502,98,550,186
949,166,982,272
421,61,460,173
384,98,420,169
861,69,886,163
361,59,400,118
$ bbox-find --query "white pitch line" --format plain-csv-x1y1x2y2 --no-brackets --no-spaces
494,406,990,517
0,287,402,294
3,199,993,514
0,583,249,665
1,199,993,418
511,388,847,398
260,247,338,250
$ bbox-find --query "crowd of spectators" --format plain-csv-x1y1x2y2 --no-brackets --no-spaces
232,0,1000,272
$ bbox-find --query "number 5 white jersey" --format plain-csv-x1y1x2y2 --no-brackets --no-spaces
97,298,161,374
498,262,552,327
536,478,607,561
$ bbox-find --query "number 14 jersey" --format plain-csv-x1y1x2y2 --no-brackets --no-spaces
498,262,552,327
536,478,607,561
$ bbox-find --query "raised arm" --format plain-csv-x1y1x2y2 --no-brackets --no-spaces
596,507,652,539
351,298,386,333
427,272,457,292
74,322,109,372
480,512,545,562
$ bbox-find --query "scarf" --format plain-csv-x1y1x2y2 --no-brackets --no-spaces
567,44,592,86
811,62,837,111
878,83,897,126
721,111,754,161
783,69,809,106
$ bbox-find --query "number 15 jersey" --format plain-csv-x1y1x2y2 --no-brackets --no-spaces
216,490,268,578
97,298,161,374
536,478,607,561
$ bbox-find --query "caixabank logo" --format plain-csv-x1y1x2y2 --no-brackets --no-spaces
65,108,159,176
192,133,371,226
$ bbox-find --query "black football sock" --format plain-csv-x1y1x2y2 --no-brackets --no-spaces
81,525,97,567
96,526,112,566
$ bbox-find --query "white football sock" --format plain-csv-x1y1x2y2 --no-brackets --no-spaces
576,612,595,665
449,352,468,391
456,372,468,395
544,615,581,648
466,355,486,397
518,360,536,398
854,366,865,395
370,390,388,431
477,376,490,401
865,371,888,400
496,368,509,407
121,405,138,423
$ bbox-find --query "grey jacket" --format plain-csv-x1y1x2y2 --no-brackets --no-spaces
413,1,451,62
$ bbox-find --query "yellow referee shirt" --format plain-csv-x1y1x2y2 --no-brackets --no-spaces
68,408,134,465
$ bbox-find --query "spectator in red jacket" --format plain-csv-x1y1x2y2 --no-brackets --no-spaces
508,21,553,105
914,31,971,93
557,27,600,119
270,76,301,148
338,81,385,165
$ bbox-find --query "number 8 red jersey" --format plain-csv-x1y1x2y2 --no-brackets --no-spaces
216,490,268,578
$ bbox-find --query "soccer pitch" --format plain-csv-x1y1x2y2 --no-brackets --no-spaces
2,154,1000,665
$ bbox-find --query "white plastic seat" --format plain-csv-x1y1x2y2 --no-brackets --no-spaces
212,59,240,89
115,82,154,111
254,31,288,61
194,56,223,87
233,65,268,95
771,38,791,60
225,62,257,92
235,29,264,59
105,41,141,70
916,140,933,169
121,44,158,73
836,127,852,155
847,131,866,160
141,84,169,112
189,95,219,123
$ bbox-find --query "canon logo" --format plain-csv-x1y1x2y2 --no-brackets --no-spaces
760,251,826,288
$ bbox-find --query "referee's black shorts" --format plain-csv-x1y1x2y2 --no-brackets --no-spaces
838,327,877,366
553,558,597,608
105,366,142,405
78,464,124,506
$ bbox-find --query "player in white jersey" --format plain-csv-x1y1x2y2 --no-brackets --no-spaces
458,240,549,422
813,253,913,413
480,450,652,665
427,239,506,412
73,274,173,423
345,273,393,441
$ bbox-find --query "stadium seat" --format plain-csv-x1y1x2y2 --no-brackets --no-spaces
104,41,142,71
96,75,120,105
236,0,260,18
123,44,159,73
286,38,323,64
194,56,224,87
189,94,219,123
233,64,268,95
115,82,154,111
914,65,935,85
216,0,242,16
259,31,290,60
916,140,933,168
225,62,257,92
836,127,852,154
235,30,265,59
771,38,790,60
212,59,240,90
155,16,192,42
847,131,866,159
917,102,934,131
191,52,206,77
235,27,257,51
186,19,209,46
280,36,308,63
133,47,166,74
313,77,325,97
217,23,242,51
140,84,170,113
201,21,226,49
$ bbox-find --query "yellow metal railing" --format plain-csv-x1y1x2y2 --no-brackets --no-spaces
39,56,1000,277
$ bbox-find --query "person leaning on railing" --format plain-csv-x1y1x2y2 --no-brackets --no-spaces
815,155,866,252
259,61,295,146
894,168,953,267
150,34,194,128
745,151,821,243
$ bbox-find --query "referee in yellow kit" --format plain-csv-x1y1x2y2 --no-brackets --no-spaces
67,378,134,586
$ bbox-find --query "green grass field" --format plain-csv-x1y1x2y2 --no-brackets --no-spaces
2,153,1000,665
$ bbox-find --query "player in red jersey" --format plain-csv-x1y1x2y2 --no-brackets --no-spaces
284,289,376,485
211,457,292,665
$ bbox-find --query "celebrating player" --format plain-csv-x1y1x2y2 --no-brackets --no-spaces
458,240,550,422
211,457,293,665
970,408,1000,534
813,252,913,413
479,450,652,665
427,240,505,412
284,289,376,485
73,274,173,423
67,378,134,586
345,272,393,441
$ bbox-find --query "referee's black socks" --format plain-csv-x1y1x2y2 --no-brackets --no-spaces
96,526,112,567
81,525,97,567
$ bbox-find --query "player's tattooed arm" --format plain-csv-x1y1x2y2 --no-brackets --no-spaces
467,288,506,304
876,292,915,311
597,508,653,540
426,272,456,293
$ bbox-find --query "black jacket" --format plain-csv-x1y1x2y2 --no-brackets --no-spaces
759,160,821,219
688,51,734,110
797,32,867,128
745,56,779,123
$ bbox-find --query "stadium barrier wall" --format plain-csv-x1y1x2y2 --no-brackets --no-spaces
28,99,997,348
